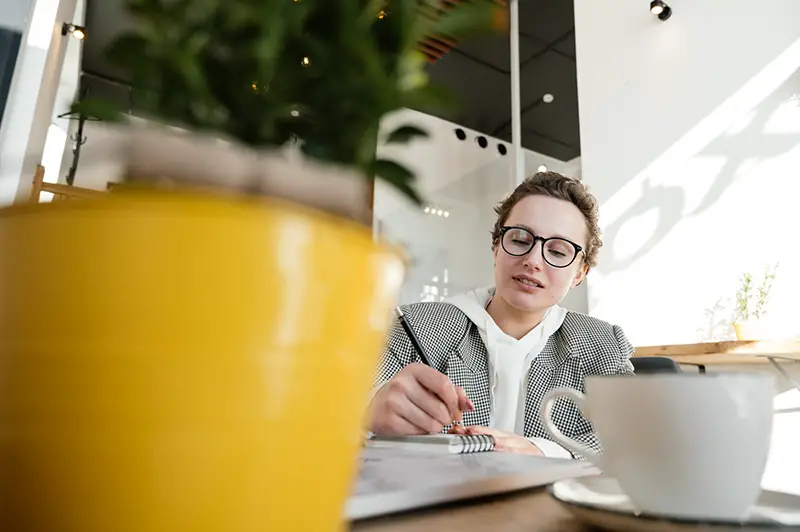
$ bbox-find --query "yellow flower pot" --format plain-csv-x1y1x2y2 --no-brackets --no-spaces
0,191,404,532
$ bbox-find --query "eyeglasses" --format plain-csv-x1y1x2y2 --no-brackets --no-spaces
499,226,583,268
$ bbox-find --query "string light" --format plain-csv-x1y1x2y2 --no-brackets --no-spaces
423,206,449,218
377,10,387,19
301,56,311,67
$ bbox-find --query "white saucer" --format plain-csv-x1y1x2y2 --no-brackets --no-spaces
548,476,800,531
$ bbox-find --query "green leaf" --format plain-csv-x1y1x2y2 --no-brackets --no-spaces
397,50,429,91
69,99,125,122
89,0,499,206
372,158,423,205
385,124,428,144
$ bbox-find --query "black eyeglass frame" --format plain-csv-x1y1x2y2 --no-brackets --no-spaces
499,226,583,268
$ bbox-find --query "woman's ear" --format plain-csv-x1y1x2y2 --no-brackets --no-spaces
573,263,589,287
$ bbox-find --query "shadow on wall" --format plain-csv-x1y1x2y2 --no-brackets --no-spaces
602,74,800,276
696,297,734,342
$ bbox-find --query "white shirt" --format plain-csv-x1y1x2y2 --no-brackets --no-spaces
447,287,571,459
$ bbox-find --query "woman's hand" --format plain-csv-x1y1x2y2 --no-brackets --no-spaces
451,426,543,455
369,363,474,436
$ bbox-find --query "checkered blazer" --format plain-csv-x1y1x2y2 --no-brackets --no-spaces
374,302,635,458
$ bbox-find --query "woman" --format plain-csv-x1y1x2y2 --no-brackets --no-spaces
367,172,634,459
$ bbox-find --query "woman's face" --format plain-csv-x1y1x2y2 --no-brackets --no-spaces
493,194,588,314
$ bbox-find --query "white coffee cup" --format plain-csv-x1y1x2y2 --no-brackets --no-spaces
540,373,774,521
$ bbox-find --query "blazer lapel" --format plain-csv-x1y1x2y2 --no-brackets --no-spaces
445,328,490,428
522,335,583,438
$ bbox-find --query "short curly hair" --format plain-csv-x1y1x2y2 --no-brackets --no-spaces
491,171,603,268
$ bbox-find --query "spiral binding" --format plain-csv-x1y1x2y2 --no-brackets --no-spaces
456,434,495,453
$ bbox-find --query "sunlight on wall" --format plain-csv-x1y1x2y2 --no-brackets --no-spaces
25,0,58,50
590,62,800,346
37,122,66,201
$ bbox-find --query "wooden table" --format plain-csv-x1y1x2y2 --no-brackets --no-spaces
634,339,800,368
634,339,800,390
351,487,587,532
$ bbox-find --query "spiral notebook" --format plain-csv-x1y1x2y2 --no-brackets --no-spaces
348,446,600,520
366,434,495,454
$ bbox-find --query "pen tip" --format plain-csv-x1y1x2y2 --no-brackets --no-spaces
394,306,404,318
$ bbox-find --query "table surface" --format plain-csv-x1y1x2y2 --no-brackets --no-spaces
351,488,587,532
634,339,800,365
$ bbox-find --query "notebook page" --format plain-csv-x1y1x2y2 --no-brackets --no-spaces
346,447,599,520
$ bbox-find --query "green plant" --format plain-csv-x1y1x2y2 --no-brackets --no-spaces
734,272,753,323
754,262,778,319
733,263,778,322
73,0,505,205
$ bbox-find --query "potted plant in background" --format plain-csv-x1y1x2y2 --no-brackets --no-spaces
0,1,505,531
733,263,778,340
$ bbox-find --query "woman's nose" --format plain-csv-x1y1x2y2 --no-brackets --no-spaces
523,241,545,269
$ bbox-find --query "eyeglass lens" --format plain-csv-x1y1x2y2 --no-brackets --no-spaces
502,227,576,267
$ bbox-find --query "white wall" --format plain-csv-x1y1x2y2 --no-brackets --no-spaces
574,1,800,494
0,0,33,31
574,0,800,345
0,0,80,204
375,109,588,311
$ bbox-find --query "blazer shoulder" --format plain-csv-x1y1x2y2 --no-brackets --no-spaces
558,311,633,373
391,301,472,359
561,311,621,336
399,301,471,336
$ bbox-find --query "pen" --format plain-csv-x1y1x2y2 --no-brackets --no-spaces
394,306,431,366
394,306,466,427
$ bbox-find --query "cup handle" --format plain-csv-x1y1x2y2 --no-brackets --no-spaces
539,387,600,462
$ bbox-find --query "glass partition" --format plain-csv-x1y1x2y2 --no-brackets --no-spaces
375,156,514,305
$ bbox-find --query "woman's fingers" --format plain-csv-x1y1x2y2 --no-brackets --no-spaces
412,364,463,422
383,413,429,435
396,391,449,433
368,363,476,436
455,386,475,412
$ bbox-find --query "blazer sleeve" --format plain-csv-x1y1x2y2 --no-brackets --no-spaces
373,317,414,389
370,305,456,398
613,324,636,375
566,324,636,459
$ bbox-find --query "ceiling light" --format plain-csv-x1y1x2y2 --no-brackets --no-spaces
542,93,554,104
61,23,86,40
650,0,672,20
649,0,663,14
537,165,547,172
